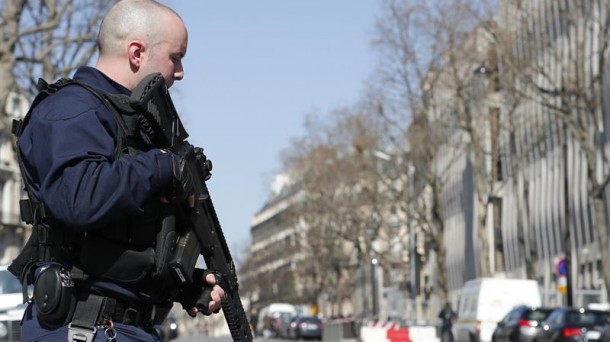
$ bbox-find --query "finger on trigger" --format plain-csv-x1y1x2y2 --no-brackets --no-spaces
205,273,216,285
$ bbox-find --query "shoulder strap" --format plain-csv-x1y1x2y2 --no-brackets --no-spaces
69,80,133,158
11,78,73,138
13,78,134,223
12,77,132,157
12,78,76,223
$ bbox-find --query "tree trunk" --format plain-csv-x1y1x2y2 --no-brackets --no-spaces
435,228,449,302
431,185,449,302
471,143,491,277
592,195,610,299
476,200,491,277
515,171,535,278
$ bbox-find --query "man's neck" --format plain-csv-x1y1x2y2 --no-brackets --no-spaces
95,57,133,91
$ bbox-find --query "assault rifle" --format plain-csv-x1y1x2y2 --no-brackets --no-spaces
129,73,253,342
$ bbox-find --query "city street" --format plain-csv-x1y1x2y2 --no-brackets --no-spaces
174,335,288,342
3,3,608,342
174,334,231,342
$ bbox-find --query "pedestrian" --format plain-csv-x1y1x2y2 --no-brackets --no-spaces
438,302,457,342
9,0,226,341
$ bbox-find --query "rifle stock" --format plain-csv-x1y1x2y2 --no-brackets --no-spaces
130,73,253,342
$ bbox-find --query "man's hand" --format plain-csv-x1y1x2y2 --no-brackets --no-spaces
186,273,225,316
167,153,195,203
159,150,196,207
177,269,226,317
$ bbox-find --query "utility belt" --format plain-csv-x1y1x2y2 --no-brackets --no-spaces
33,264,171,341
71,292,171,327
67,292,172,342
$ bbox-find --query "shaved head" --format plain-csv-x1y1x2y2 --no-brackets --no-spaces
95,0,188,90
97,0,183,57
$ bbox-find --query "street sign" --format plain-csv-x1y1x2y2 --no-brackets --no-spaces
556,258,568,276
557,276,567,294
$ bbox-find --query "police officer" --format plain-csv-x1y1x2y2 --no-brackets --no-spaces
14,0,225,341
438,302,457,342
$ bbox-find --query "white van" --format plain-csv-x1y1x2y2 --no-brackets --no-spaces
452,278,542,342
256,303,297,337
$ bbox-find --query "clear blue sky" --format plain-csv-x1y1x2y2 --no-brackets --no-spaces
161,1,381,256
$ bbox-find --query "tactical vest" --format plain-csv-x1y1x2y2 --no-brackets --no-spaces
9,78,177,299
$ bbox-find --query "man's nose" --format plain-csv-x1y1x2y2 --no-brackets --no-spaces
174,64,184,81
174,70,184,81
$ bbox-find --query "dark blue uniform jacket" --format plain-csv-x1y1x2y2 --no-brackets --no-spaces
19,66,173,230
18,66,174,299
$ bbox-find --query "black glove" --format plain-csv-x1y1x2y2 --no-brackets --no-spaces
165,153,194,203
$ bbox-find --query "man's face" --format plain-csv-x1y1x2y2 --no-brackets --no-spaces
140,15,188,88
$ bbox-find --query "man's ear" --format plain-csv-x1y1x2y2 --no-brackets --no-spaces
128,41,145,69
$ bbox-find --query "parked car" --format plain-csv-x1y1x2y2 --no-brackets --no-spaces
0,265,31,342
0,265,23,312
0,303,26,342
287,316,323,340
276,315,297,339
156,313,179,342
597,318,610,342
536,307,610,342
491,305,554,341
256,303,297,337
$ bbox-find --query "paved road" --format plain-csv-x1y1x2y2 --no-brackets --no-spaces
175,336,224,342
174,335,289,342
171,335,289,342
173,335,231,342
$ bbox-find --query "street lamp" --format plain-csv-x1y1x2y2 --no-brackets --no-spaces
371,258,379,319
407,164,417,301
405,162,422,324
360,264,368,319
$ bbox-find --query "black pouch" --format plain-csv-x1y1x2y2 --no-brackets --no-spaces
151,207,179,281
33,265,77,328
80,236,155,284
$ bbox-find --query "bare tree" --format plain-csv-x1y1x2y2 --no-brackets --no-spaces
1,0,111,130
372,0,502,299
406,110,455,302
495,0,610,298
371,0,456,302
424,1,509,278
279,104,399,316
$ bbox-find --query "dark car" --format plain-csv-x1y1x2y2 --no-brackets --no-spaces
156,313,179,342
491,305,554,341
287,316,323,340
596,317,610,342
276,315,297,338
536,307,610,342
0,303,27,342
600,322,610,342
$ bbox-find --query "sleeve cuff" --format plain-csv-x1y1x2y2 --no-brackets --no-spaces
155,150,174,190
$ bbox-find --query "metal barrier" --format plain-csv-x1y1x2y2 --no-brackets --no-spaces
322,318,358,342
359,320,440,342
